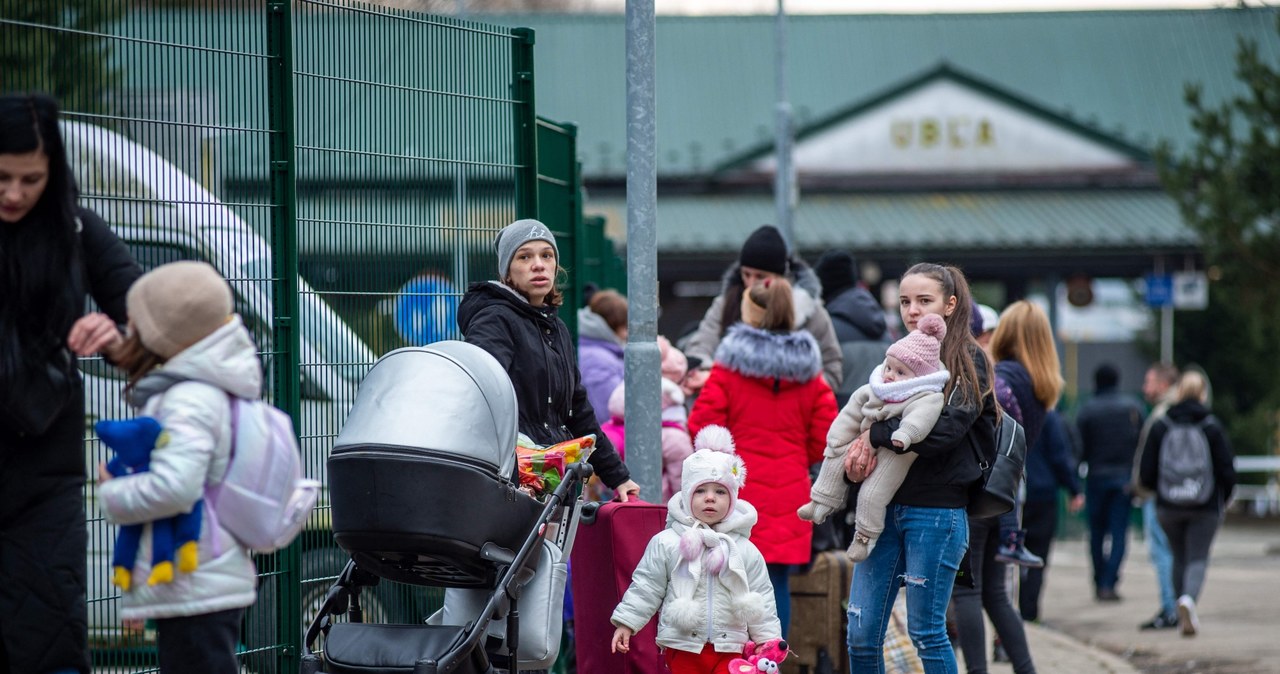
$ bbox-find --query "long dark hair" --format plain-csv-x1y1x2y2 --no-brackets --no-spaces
0,94,83,377
901,263,994,407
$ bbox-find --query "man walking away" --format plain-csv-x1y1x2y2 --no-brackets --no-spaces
1076,364,1144,602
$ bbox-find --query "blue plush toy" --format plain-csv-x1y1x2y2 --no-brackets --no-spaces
97,417,203,590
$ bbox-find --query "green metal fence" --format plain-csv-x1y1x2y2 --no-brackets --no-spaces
2,2,619,671
538,118,628,337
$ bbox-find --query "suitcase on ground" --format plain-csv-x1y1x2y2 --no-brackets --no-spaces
782,550,852,674
570,499,670,674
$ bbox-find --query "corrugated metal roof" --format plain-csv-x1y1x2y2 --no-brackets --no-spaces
108,8,1277,182
484,9,1279,177
586,190,1196,254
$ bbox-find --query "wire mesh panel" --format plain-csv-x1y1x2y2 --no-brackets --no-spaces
538,117,627,336
4,3,277,672
285,3,537,673
537,117,583,334
4,2,540,672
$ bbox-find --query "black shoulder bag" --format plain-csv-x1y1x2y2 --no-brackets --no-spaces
967,414,1027,519
0,345,77,437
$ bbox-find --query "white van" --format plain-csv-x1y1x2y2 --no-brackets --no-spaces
61,121,406,663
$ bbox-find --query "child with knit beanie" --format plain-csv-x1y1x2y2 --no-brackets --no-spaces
96,261,261,673
798,313,950,562
611,425,781,674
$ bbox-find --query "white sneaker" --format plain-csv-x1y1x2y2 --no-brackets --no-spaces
1177,595,1200,637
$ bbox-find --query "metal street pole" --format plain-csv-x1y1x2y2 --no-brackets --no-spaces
1156,256,1173,364
624,0,661,498
774,0,794,250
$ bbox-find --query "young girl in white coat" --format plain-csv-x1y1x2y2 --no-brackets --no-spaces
610,425,781,674
97,261,260,673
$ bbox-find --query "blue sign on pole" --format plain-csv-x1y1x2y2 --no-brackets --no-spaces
1145,273,1174,308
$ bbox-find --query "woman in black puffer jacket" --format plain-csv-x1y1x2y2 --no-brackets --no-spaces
457,218,638,500
0,94,142,673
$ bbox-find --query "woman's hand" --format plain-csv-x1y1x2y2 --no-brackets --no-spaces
97,462,112,484
614,479,641,503
611,625,633,653
67,312,123,357
1068,493,1085,513
843,431,877,482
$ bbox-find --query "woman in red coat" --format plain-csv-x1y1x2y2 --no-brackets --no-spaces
689,276,838,638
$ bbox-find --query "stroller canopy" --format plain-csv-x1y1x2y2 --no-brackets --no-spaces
335,341,518,479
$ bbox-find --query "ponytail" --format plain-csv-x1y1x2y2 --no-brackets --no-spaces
744,277,795,332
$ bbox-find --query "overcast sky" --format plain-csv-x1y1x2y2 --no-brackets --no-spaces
629,0,1264,14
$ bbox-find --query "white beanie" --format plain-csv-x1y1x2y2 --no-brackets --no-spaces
681,425,747,515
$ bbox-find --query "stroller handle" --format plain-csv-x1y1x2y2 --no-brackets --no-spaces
566,461,593,481
432,454,591,673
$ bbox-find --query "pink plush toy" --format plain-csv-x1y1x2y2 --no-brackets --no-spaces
727,638,791,674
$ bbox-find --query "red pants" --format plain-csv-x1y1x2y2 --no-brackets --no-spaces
663,643,739,674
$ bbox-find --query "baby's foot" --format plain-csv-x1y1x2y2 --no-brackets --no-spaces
797,501,833,523
847,531,876,563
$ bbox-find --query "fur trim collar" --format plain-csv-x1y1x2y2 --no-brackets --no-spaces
868,364,950,403
714,323,822,382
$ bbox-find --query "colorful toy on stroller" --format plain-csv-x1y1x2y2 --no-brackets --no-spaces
300,341,590,674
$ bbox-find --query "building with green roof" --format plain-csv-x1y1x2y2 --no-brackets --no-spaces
475,8,1276,334
106,7,1277,337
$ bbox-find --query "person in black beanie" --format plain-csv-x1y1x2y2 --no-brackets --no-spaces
813,250,888,344
683,225,843,394
812,250,891,413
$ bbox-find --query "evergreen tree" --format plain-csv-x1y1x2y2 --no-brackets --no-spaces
0,0,124,115
1155,15,1280,458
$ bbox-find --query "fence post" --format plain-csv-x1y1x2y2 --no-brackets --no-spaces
567,123,589,319
267,1,302,670
512,27,539,221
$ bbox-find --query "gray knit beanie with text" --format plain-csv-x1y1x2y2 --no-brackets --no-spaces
495,219,559,279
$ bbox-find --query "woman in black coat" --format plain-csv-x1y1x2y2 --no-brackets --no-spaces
0,94,143,672
457,218,639,500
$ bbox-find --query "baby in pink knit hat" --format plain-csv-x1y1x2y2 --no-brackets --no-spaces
798,313,950,562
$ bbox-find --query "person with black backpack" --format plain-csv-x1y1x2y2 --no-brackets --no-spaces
1138,369,1236,638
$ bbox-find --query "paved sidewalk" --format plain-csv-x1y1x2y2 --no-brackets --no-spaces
1016,517,1280,674
963,596,1140,674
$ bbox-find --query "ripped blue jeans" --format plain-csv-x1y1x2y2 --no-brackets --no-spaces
847,504,968,674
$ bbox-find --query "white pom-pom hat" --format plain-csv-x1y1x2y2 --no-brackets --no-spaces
682,425,748,514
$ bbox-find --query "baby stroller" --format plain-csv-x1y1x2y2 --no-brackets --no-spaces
300,341,590,674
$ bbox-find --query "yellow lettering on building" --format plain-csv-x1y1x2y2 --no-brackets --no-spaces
890,117,996,149
920,119,940,147
976,119,995,146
